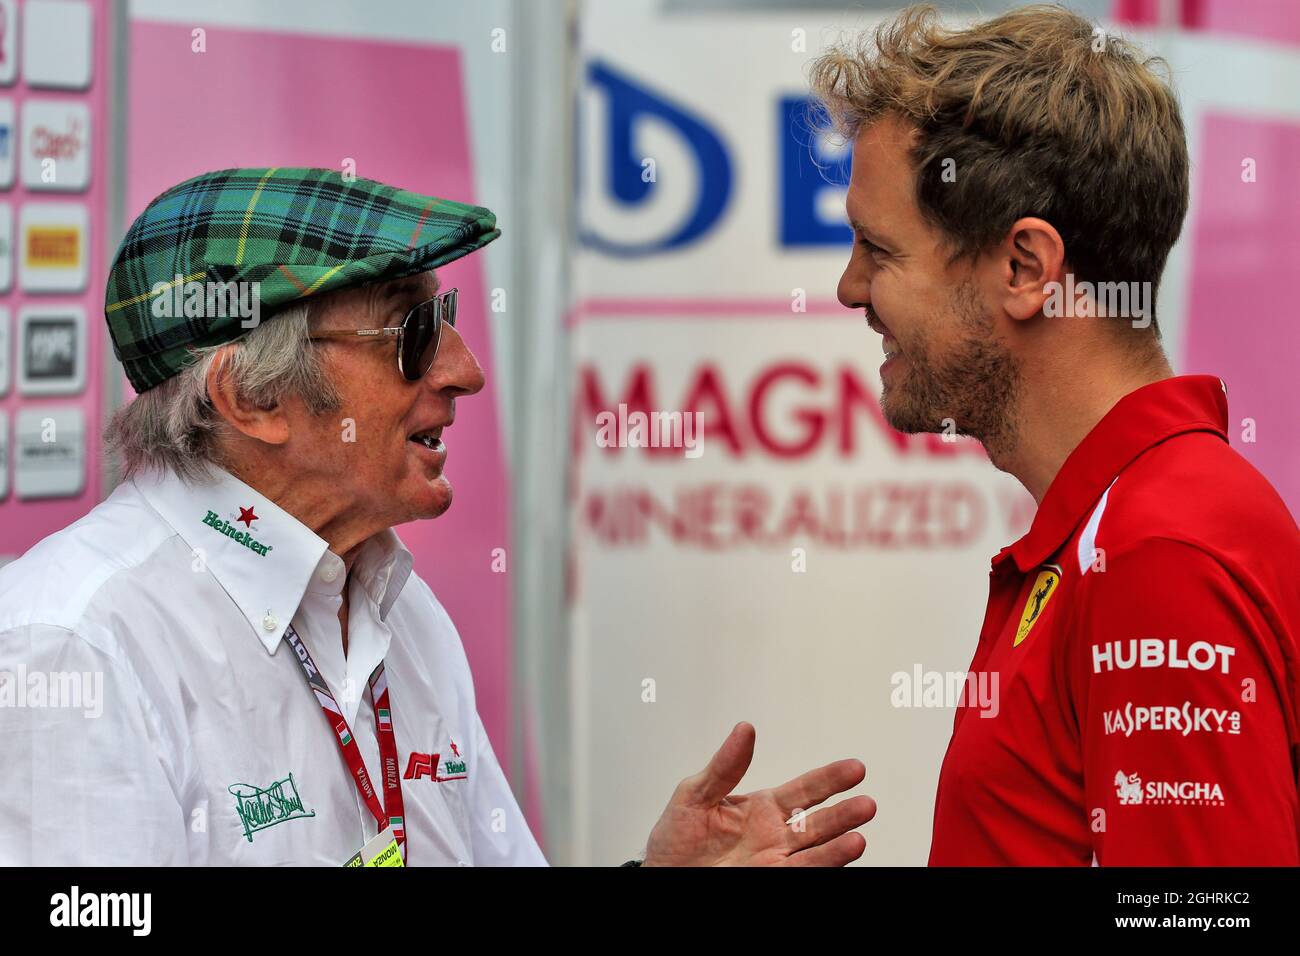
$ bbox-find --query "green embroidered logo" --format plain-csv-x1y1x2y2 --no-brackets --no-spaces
229,773,316,842
202,506,274,556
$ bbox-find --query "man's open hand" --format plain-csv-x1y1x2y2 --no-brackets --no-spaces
641,722,876,866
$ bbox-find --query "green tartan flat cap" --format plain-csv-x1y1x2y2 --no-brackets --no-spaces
105,166,500,392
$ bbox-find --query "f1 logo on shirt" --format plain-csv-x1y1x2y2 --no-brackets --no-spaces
1091,638,1235,674
404,753,437,780
403,742,469,783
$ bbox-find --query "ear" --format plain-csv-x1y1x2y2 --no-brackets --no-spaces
995,216,1067,322
204,343,291,446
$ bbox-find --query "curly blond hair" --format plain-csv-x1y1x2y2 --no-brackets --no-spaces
809,3,1188,335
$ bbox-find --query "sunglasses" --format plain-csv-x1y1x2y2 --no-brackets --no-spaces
308,287,458,381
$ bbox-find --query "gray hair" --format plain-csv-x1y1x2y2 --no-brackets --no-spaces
105,302,343,484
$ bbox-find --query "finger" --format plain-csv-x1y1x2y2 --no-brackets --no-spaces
683,722,756,807
783,831,866,867
788,795,877,851
771,758,866,816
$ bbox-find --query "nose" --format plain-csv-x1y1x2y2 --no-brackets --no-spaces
425,323,485,398
838,251,871,312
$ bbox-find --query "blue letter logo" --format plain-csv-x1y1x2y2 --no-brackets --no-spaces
581,60,733,256
780,97,853,247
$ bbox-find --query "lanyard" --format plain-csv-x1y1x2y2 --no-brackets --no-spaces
283,624,408,862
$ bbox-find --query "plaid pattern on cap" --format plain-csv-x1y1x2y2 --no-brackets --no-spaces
105,167,500,392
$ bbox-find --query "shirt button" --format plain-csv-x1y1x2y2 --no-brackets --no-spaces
262,614,278,631
321,565,339,582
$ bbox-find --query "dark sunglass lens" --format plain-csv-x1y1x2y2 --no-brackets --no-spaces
401,300,441,380
443,289,458,328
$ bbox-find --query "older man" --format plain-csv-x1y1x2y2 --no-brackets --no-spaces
0,168,874,866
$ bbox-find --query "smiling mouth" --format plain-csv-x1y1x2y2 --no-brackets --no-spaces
866,311,902,359
408,429,444,451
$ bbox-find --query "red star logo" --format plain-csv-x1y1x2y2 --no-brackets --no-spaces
449,739,460,758
237,506,258,528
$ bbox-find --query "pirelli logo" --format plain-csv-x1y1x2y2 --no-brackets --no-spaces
201,510,274,557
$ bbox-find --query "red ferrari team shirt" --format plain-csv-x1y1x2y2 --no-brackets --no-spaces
929,375,1300,865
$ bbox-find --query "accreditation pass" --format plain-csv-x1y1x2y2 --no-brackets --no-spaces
343,826,405,867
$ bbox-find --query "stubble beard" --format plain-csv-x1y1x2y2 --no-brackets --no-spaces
880,279,1022,460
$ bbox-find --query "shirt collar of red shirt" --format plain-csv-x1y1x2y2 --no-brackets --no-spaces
996,374,1230,574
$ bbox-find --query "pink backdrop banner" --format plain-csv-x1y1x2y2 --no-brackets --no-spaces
1113,0,1300,47
0,0,113,557
1182,111,1300,517
126,22,518,786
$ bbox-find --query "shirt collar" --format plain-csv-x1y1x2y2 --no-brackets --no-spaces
1000,374,1230,573
132,462,414,653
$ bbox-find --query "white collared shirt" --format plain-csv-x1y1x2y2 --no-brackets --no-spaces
0,463,546,866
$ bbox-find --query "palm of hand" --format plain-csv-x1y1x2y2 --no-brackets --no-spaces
645,790,799,867
638,724,874,868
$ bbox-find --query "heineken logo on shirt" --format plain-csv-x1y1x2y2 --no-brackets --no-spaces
443,738,468,777
402,739,468,782
201,507,274,556
228,773,316,842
